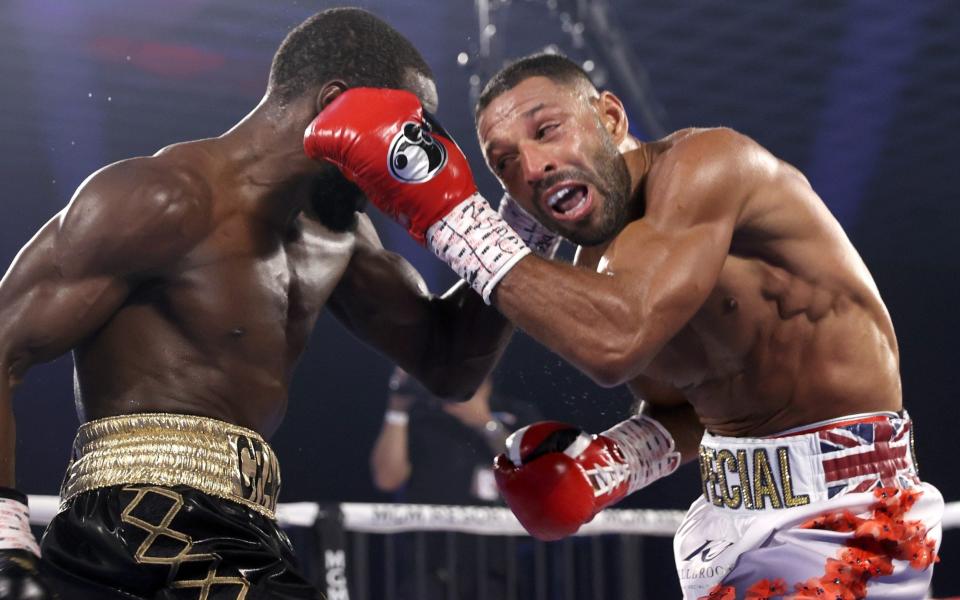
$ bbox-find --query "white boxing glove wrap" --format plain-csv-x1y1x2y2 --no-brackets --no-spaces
426,193,531,304
497,193,561,259
602,414,681,495
0,497,40,557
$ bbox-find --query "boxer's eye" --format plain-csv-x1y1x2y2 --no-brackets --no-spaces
536,123,559,140
495,155,516,175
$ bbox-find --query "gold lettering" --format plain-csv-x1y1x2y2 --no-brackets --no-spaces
778,447,810,508
752,449,782,509
264,452,280,510
715,450,742,509
698,446,713,502
256,446,264,501
736,450,753,509
706,447,723,506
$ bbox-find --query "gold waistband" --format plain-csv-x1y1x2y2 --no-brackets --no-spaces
60,413,281,519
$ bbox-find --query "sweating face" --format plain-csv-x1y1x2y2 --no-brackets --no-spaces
478,76,632,246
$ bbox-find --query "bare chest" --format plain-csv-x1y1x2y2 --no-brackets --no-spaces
167,216,355,352
639,254,770,389
577,243,766,390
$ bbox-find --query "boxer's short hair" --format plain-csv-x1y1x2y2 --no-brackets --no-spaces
475,52,594,119
269,7,433,103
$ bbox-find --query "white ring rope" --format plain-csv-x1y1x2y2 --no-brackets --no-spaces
336,503,687,537
25,495,960,538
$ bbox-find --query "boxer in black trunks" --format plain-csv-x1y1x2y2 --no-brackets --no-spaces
0,8,513,599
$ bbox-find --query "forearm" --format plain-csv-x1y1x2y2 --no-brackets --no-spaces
413,281,514,399
493,256,652,386
480,422,510,456
417,194,560,393
369,419,411,492
331,248,514,400
644,402,704,464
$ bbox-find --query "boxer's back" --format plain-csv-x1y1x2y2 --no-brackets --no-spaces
68,140,357,436
591,129,900,435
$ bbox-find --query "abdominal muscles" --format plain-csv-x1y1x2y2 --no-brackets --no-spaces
640,256,901,437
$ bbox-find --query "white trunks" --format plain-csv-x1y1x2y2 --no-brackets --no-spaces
674,411,942,599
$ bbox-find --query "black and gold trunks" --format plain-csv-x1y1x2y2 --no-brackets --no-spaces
39,413,319,600
60,412,281,519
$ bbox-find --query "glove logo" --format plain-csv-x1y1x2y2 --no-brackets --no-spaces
387,121,447,184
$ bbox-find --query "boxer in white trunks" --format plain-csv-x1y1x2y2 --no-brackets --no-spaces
303,51,943,598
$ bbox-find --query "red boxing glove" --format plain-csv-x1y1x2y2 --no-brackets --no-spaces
304,88,530,303
494,417,680,541
304,88,474,244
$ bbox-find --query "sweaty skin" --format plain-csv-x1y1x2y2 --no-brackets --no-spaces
0,74,512,487
477,76,899,460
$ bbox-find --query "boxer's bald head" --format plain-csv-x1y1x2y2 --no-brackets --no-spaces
268,7,434,107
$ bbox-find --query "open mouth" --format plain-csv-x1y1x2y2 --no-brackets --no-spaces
544,183,593,222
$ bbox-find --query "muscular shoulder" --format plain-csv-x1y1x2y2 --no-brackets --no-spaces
57,156,213,276
645,127,776,225
655,128,773,183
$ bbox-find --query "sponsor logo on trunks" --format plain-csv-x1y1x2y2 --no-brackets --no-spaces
387,117,448,183
679,540,735,584
679,564,731,582
699,446,810,510
681,539,735,563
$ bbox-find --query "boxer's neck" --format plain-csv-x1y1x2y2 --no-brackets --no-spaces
215,96,325,224
623,142,654,221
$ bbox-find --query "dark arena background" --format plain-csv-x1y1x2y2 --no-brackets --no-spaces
1,1,958,598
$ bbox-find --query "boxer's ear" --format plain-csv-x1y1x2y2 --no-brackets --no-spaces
315,80,348,114
595,91,629,143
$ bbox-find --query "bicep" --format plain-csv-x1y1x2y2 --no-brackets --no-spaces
327,222,438,368
329,245,433,333
614,217,733,357
0,217,130,373
618,134,756,349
